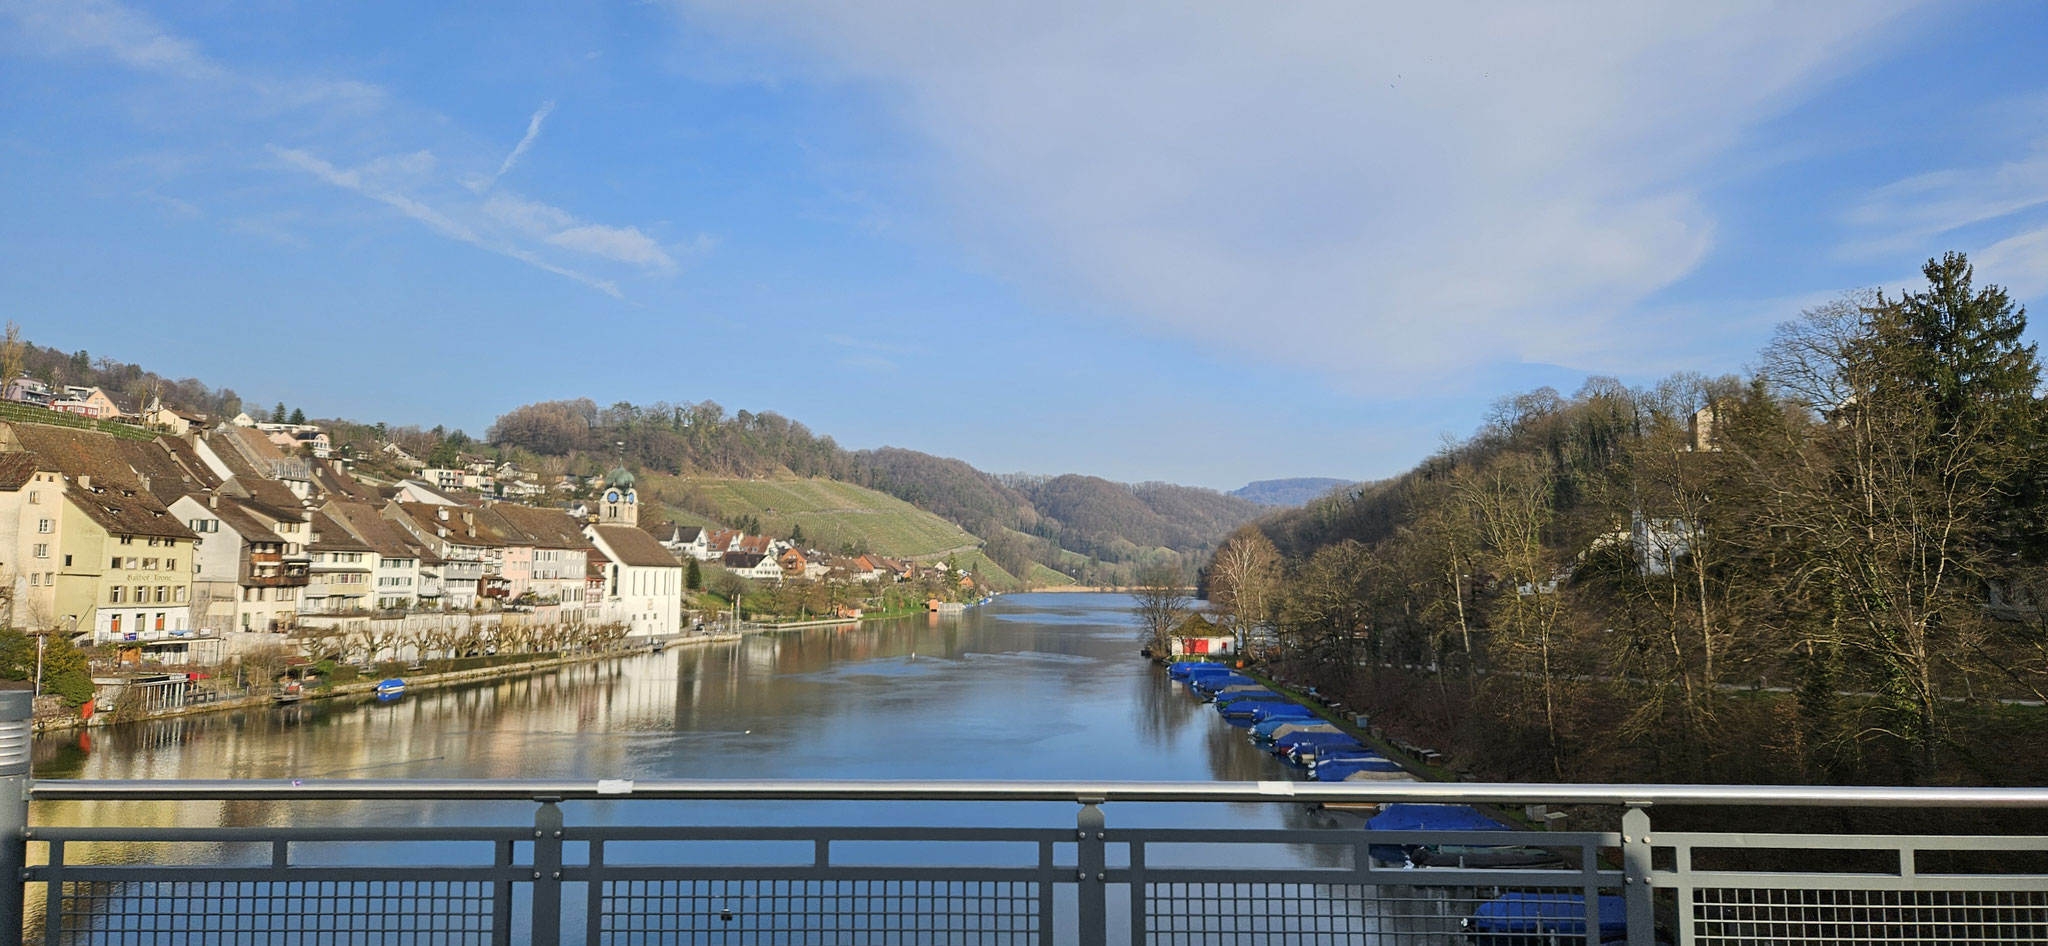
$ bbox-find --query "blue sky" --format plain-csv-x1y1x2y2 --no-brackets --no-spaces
3,1,2047,490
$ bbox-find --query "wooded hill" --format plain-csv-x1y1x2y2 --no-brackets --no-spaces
488,399,1266,583
1208,252,2048,789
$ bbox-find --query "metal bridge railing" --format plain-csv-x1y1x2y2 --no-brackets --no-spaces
4,694,2047,944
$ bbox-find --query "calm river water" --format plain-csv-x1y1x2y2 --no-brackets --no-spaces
30,592,1344,850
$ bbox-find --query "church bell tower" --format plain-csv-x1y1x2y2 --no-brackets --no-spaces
600,466,638,526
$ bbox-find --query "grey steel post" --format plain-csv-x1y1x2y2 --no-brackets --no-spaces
531,798,564,946
1076,799,1106,946
0,690,31,941
1621,806,1654,946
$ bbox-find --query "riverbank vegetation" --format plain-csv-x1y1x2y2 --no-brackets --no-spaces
1212,253,2048,787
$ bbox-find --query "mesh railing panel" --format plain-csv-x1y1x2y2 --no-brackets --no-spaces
1141,882,1608,945
1691,887,2048,945
596,878,1040,945
47,879,497,945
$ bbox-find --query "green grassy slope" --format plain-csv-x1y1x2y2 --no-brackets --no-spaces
1028,563,1078,586
935,549,1024,593
644,473,979,558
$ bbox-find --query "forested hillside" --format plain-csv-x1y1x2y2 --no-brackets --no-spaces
1208,253,2048,788
487,399,1260,580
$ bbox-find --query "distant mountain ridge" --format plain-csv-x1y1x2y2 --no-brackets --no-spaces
1230,477,1357,507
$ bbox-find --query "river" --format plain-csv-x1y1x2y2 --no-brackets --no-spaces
29,595,1365,914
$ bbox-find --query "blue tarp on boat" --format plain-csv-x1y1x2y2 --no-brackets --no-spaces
1169,662,1233,680
1274,731,1364,764
1367,804,1512,863
1222,700,1312,721
1251,718,1334,741
1314,759,1406,781
1190,674,1254,694
1247,702,1316,722
1467,892,1625,939
1212,689,1280,706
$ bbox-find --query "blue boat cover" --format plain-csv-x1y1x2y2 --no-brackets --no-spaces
1252,718,1335,739
376,679,405,689
1469,893,1625,937
1275,731,1361,749
1248,703,1316,722
1190,675,1254,692
1315,748,1384,763
1367,804,1512,863
1369,804,1508,832
1218,698,1294,715
1212,690,1280,705
1314,760,1404,781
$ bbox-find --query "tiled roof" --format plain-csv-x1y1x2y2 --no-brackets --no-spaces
591,524,681,568
312,461,377,503
0,452,44,490
201,494,290,543
309,511,374,552
159,437,224,492
117,438,208,504
490,504,594,550
3,423,195,539
722,552,768,569
389,502,502,547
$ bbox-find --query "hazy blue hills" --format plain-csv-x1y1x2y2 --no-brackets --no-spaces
1230,477,1356,507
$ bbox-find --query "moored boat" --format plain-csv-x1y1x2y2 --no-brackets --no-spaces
375,678,406,701
1252,718,1338,744
1366,804,1512,865
1460,892,1624,943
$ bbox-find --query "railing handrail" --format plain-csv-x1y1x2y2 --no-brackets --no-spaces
27,777,2048,806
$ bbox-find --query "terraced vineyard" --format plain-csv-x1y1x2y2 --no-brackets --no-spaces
643,473,978,558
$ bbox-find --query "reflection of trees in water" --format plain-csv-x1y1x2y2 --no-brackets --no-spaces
1134,666,1200,745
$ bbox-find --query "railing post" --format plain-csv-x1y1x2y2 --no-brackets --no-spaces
531,797,564,946
0,690,30,942
1622,805,1654,946
1076,798,1106,946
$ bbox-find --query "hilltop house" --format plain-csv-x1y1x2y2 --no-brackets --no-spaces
723,552,785,582
3,378,53,407
657,524,712,560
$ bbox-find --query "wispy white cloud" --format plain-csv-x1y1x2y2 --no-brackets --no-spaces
673,0,1927,387
138,190,200,218
1837,124,2048,305
492,100,556,185
1975,225,2048,301
3,0,384,111
484,193,681,271
839,354,899,374
6,0,686,297
1843,137,2048,258
272,146,622,297
5,0,224,81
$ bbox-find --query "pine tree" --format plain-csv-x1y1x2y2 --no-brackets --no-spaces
289,407,306,425
686,559,702,591
271,402,287,424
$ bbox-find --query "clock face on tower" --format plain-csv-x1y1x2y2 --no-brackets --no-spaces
605,489,621,504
